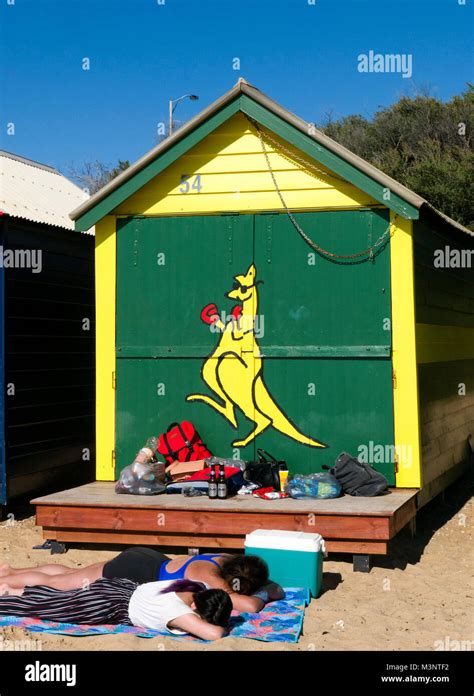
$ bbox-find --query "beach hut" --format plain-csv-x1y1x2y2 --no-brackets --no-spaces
33,80,473,567
0,151,95,508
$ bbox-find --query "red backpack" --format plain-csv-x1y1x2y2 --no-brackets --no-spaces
157,421,212,465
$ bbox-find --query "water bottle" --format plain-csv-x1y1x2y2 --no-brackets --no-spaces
130,436,158,471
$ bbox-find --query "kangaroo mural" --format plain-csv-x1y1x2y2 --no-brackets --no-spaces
186,263,327,449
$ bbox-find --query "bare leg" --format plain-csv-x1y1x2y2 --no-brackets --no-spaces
0,563,74,577
0,562,105,590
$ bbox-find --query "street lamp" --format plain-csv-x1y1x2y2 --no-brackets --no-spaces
169,94,199,135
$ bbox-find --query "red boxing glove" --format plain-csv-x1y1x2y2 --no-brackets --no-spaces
231,305,242,320
201,303,220,325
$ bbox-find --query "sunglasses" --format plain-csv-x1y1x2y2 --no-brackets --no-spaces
232,280,263,293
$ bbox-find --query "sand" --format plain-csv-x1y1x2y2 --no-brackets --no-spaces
0,472,472,652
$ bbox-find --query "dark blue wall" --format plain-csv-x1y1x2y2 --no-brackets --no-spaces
0,220,5,505
2,216,95,505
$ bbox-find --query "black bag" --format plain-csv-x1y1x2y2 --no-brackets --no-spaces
244,449,286,490
324,452,388,497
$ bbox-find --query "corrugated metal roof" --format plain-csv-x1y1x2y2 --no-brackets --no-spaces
0,150,93,233
70,78,473,238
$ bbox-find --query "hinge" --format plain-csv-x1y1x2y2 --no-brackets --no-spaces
392,369,397,389
394,453,399,474
112,449,116,466
112,371,116,389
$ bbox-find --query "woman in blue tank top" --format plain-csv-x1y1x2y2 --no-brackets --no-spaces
158,553,225,581
0,548,284,613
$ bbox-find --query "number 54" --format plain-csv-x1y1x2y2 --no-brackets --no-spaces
180,174,202,193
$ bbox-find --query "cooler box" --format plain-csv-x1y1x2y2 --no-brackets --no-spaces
245,529,326,597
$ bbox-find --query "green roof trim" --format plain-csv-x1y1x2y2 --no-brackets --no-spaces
74,85,422,231
74,98,242,231
240,95,419,220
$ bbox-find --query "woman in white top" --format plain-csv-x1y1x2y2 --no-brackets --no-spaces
0,578,232,641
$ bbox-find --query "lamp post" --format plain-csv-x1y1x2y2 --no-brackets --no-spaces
169,94,199,136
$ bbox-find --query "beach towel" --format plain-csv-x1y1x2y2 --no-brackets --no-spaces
0,587,309,643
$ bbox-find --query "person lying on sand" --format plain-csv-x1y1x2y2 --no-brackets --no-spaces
0,577,231,641
0,550,284,612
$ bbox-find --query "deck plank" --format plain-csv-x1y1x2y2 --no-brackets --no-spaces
32,483,418,557
36,506,391,539
32,482,417,517
43,529,389,555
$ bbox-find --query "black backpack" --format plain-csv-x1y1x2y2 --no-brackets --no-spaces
324,452,388,496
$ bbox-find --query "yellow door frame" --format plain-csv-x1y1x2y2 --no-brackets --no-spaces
95,216,116,480
390,213,422,488
94,210,424,487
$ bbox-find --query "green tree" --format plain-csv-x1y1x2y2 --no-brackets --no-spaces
320,85,474,230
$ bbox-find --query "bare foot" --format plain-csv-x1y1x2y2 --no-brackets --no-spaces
0,583,22,596
0,564,11,577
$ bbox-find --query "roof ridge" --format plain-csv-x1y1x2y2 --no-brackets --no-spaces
0,149,59,175
70,81,473,238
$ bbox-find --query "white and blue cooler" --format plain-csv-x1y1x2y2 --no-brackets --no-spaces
245,529,326,597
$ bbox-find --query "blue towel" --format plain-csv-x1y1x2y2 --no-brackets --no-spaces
0,587,310,643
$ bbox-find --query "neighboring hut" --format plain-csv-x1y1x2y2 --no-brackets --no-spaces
0,151,95,507
70,79,473,505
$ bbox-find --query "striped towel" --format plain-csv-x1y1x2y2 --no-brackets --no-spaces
0,587,310,643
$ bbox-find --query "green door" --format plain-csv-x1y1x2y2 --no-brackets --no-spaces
116,210,395,483
252,209,394,483
116,215,256,472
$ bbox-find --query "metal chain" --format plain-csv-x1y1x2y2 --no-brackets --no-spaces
248,117,348,183
247,116,394,260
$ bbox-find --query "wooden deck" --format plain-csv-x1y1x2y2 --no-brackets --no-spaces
32,482,418,569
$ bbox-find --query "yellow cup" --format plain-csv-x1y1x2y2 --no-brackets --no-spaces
279,470,289,492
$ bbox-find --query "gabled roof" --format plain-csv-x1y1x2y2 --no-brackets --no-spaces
1,150,91,232
71,79,473,238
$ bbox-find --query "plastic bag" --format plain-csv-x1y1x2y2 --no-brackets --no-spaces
284,473,341,499
206,455,246,471
115,460,166,495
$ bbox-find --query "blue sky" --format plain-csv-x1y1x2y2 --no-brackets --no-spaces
1,0,472,175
